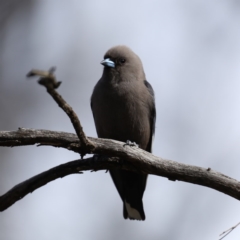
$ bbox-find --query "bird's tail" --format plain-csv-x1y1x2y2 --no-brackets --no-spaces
123,200,145,220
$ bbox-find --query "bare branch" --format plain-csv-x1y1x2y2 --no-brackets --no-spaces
0,156,126,211
0,128,80,152
1,67,239,217
27,68,95,156
1,128,240,212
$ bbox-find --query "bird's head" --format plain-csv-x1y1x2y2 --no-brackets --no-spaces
101,45,145,82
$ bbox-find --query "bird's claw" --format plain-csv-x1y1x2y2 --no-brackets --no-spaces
123,140,139,148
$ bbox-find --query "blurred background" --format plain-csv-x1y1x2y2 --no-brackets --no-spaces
1,0,240,239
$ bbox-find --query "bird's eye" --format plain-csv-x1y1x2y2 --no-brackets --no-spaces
120,58,126,64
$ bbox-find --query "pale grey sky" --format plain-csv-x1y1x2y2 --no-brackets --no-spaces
1,1,240,239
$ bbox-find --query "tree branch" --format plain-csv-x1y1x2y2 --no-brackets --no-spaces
0,156,125,212
1,68,240,214
1,128,240,212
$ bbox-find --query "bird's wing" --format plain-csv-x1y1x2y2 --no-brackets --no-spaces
144,80,156,153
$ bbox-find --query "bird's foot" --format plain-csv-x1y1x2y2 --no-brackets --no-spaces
123,140,139,148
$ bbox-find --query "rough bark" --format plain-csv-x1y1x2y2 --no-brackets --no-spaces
0,128,240,211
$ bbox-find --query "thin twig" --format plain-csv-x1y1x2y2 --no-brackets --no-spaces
26,68,95,156
219,222,240,240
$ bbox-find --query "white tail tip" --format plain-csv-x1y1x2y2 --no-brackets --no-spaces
124,200,142,220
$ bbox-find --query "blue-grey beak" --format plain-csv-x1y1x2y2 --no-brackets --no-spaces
101,58,115,68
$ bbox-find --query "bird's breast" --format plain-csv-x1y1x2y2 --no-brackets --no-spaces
92,81,151,149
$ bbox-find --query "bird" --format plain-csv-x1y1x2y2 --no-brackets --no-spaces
91,45,156,220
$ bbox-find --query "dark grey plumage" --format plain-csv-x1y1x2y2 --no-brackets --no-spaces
91,45,156,220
